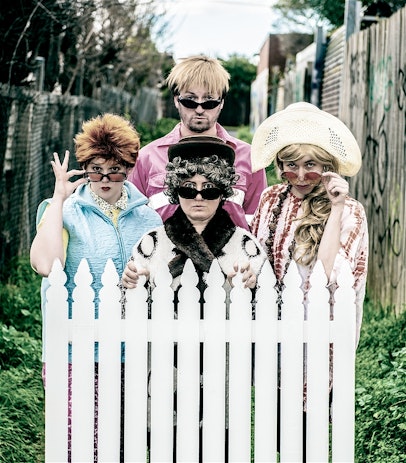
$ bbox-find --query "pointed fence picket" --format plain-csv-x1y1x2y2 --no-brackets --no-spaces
45,257,356,463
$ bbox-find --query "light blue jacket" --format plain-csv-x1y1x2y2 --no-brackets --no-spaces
38,182,162,310
38,182,162,360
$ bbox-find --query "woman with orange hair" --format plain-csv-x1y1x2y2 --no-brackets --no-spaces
31,113,162,455
31,113,162,302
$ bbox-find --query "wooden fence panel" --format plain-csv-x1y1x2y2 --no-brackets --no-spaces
98,259,123,461
45,257,356,462
341,7,406,313
253,262,278,461
279,262,305,462
71,259,96,462
332,262,356,463
228,272,253,462
176,260,201,461
306,261,330,462
202,261,227,461
45,260,69,463
124,274,149,462
149,265,174,462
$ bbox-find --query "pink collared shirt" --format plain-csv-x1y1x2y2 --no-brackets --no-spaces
127,123,267,230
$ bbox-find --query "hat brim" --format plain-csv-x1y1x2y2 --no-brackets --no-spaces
251,102,362,177
168,136,235,165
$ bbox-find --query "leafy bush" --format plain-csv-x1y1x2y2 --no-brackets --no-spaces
0,325,41,370
136,117,179,147
235,125,278,186
0,255,42,339
355,301,406,462
235,125,253,144
0,256,44,462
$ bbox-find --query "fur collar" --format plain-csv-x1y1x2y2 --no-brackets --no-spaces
165,206,236,278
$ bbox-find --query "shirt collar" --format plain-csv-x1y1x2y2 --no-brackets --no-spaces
89,185,128,218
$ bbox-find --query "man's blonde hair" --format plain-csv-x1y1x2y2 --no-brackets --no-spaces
165,55,230,98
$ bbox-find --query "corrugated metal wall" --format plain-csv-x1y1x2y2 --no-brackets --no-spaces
320,26,345,117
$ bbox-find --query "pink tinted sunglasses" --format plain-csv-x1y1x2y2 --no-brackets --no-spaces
281,171,322,185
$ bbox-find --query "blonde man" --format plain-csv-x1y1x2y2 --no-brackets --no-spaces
127,55,267,230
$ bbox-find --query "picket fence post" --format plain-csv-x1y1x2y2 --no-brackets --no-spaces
123,269,148,462
306,261,331,462
201,259,227,461
332,262,356,463
253,261,278,461
44,257,356,463
44,259,69,463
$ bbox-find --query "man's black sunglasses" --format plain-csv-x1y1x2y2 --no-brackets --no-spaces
177,186,222,200
177,97,222,110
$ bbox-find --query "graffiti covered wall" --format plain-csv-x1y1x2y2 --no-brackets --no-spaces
341,7,406,312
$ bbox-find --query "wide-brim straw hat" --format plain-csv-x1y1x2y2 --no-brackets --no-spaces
168,135,235,165
251,102,362,176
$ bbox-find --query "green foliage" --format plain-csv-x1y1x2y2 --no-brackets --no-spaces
235,125,278,187
136,117,179,147
355,301,406,461
273,0,344,30
0,366,44,463
0,256,44,462
235,125,253,144
221,55,257,100
0,0,169,94
0,256,42,339
0,325,41,370
273,0,406,29
220,55,257,126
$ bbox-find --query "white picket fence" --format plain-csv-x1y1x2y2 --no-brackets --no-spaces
44,257,356,463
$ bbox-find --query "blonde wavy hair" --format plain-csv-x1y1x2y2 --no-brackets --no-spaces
276,144,340,265
165,55,230,99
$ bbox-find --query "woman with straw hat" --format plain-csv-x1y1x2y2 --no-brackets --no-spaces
250,102,368,344
250,102,369,459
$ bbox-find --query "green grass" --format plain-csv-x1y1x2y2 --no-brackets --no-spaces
0,256,44,463
354,300,406,462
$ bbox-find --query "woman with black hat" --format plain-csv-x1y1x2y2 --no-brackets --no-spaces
121,135,266,293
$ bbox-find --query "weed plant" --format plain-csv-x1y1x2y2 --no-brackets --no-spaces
0,256,44,462
136,117,179,147
355,299,406,462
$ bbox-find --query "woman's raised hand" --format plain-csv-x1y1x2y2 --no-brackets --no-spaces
51,151,86,201
322,171,349,205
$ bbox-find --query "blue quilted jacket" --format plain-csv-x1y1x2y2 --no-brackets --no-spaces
37,181,162,315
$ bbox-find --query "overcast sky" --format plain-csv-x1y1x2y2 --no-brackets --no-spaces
155,0,277,62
